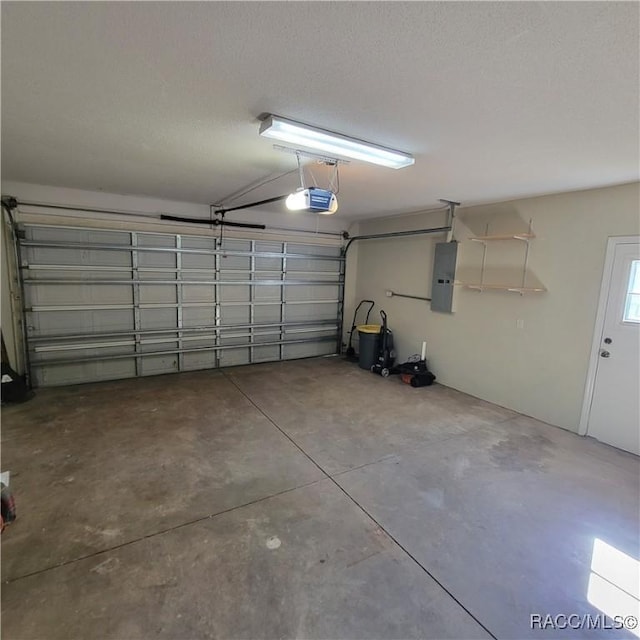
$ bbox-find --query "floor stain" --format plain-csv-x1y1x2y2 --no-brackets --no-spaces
490,433,553,472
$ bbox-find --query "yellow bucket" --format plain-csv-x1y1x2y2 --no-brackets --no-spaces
357,324,381,334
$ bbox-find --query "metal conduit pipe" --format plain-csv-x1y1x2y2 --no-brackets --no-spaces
343,225,452,256
386,291,432,302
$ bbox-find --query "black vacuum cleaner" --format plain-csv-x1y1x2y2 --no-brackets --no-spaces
370,310,396,377
344,299,375,361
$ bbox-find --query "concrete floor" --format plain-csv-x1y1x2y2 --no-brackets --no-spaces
2,356,638,639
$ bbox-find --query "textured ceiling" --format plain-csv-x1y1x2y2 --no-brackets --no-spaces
1,1,638,220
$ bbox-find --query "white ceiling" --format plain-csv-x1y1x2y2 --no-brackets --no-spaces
1,1,638,220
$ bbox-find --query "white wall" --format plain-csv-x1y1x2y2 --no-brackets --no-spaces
351,182,640,432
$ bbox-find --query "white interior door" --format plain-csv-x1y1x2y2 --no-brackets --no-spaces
587,240,640,455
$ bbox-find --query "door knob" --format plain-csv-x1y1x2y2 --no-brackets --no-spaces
600,350,610,358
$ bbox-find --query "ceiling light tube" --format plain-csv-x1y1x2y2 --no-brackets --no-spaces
259,115,414,169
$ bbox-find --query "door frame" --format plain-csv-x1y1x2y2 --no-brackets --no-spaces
578,235,640,436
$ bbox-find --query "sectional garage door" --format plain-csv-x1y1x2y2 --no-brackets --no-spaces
19,224,344,386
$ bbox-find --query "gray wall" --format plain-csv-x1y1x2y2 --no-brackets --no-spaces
350,182,640,432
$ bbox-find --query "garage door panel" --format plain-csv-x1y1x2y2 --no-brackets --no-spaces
182,336,217,349
287,243,339,256
27,283,133,306
253,305,281,323
139,272,177,282
182,350,216,371
255,256,283,271
35,345,136,364
138,338,178,354
137,233,174,247
182,284,215,303
254,285,281,301
285,328,336,342
140,354,178,376
32,346,138,386
182,307,215,328
29,228,130,248
29,309,134,337
285,301,338,323
21,224,342,386
253,330,281,343
219,347,250,367
289,258,340,273
220,256,251,270
286,285,339,303
35,359,137,387
220,335,250,346
137,251,175,269
220,305,250,325
181,236,216,250
182,254,216,270
220,285,250,302
24,247,133,269
139,284,176,304
225,239,251,252
140,308,176,330
292,271,341,282
30,268,131,281
283,341,334,360
252,345,280,362
255,241,282,252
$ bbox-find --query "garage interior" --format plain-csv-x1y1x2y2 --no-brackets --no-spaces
1,3,639,640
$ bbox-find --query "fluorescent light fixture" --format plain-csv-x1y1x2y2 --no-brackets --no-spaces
259,115,414,169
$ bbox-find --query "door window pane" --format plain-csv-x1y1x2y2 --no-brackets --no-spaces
623,260,640,323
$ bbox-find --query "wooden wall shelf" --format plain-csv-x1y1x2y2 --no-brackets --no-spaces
461,220,545,295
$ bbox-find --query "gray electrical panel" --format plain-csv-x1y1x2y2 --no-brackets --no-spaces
430,242,458,313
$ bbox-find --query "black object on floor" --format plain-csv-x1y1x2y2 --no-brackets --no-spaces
392,356,437,387
1,362,34,404
1,332,33,404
